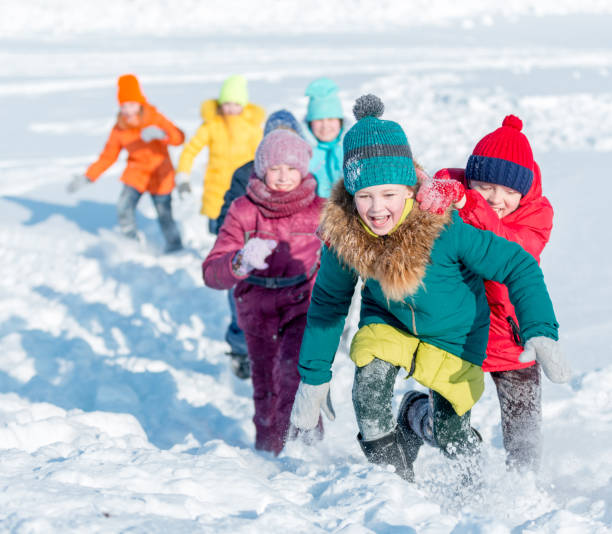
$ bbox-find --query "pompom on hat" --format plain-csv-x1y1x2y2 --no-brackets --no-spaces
218,74,249,107
342,94,417,195
254,129,313,179
466,115,534,196
117,74,146,104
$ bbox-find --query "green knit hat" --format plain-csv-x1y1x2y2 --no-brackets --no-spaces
218,74,248,107
343,94,416,195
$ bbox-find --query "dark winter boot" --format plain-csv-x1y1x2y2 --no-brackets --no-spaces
358,426,417,482
397,390,427,456
227,352,250,379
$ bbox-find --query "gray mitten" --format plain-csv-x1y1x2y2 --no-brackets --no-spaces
66,174,91,193
519,336,571,383
290,381,336,430
141,126,167,142
177,182,191,198
175,172,191,199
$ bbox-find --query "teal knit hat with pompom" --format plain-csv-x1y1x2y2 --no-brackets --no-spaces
342,94,417,195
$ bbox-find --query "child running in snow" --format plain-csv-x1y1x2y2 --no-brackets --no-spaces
416,115,557,471
67,74,185,253
174,75,265,233
289,95,570,483
215,110,307,380
303,77,344,198
202,129,324,455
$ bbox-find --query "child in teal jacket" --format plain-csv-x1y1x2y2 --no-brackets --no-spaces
303,78,344,198
289,95,570,483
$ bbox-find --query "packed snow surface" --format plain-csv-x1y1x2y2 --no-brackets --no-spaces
1,1,611,532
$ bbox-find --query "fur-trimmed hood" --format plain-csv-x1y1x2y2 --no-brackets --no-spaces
319,181,452,301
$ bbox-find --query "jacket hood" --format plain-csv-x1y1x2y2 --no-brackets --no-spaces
200,99,265,125
319,181,451,301
520,160,543,206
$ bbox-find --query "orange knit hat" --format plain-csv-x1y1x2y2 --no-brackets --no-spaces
117,74,146,104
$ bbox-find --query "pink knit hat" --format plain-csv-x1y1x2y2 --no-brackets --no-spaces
254,129,312,179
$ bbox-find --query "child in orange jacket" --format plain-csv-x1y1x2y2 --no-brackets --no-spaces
174,75,265,233
67,74,185,253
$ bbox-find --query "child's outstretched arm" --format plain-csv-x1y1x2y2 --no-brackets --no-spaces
290,245,356,431
454,218,570,382
417,168,553,260
152,111,185,146
202,204,245,289
139,109,184,146
297,246,358,386
83,129,122,182
176,123,210,176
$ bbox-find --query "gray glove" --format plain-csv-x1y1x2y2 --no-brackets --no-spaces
175,172,191,199
141,126,167,142
519,336,571,383
177,182,192,198
290,381,335,430
66,174,91,193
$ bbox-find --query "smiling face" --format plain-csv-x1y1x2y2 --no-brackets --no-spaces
220,102,243,116
264,164,302,192
310,118,342,142
354,184,414,236
119,101,142,126
470,180,522,218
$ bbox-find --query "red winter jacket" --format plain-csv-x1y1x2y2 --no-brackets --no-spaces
445,164,553,372
202,175,325,335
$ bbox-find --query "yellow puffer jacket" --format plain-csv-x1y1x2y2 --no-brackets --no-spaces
177,99,265,218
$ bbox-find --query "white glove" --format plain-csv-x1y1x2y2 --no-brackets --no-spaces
232,238,277,276
141,126,167,142
519,336,571,383
290,381,336,431
66,174,91,193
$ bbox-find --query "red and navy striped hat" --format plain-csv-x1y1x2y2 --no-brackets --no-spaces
466,115,534,196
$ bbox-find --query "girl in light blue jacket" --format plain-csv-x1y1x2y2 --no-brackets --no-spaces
304,78,345,198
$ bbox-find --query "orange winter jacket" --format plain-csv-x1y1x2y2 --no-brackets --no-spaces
177,99,265,218
85,103,185,195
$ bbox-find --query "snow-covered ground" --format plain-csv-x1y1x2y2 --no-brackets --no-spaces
1,2,611,532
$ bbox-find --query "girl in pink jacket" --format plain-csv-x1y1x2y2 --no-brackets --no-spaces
202,129,325,455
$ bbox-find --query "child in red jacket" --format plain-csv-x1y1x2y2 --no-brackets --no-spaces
67,74,185,252
416,115,558,471
201,129,325,455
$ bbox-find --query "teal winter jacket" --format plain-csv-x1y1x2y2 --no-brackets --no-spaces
304,126,344,198
298,183,559,385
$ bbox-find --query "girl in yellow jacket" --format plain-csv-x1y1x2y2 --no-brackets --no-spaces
175,75,265,232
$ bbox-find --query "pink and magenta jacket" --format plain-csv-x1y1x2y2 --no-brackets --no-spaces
446,163,554,372
202,175,325,331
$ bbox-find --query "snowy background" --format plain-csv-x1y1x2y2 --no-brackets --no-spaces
1,1,611,532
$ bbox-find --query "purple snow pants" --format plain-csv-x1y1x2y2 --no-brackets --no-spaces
237,281,314,455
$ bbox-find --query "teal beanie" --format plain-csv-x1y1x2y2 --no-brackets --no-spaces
343,94,417,195
305,77,343,122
